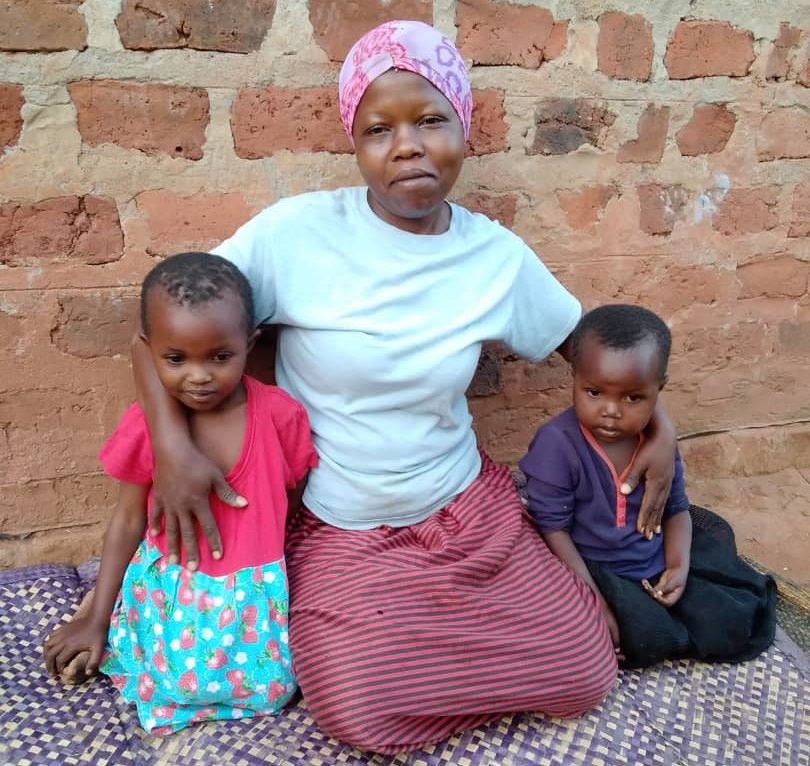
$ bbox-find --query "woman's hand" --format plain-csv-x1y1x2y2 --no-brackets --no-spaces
642,566,687,607
150,443,246,570
43,615,107,681
622,403,676,539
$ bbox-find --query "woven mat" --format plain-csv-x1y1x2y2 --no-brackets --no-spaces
2,564,808,766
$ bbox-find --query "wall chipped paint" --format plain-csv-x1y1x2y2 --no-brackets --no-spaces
1,0,808,578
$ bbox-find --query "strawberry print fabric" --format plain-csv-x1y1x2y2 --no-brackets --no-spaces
101,539,295,735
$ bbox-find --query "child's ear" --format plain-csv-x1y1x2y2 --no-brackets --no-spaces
658,373,669,391
138,330,150,347
246,328,260,354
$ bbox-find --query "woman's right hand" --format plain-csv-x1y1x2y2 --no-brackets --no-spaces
150,443,246,570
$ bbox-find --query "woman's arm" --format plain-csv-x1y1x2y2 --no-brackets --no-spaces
624,402,677,539
44,482,148,678
131,329,245,569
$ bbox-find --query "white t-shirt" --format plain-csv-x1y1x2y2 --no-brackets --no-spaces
214,186,580,529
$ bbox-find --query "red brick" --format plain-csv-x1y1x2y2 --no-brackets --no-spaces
467,89,507,156
116,0,276,53
137,190,255,255
309,0,431,61
69,81,209,160
713,187,779,235
0,474,112,539
0,0,86,52
0,196,123,267
664,21,754,79
617,104,669,163
557,185,617,231
765,22,801,81
779,321,810,354
799,52,810,87
456,0,567,68
231,86,350,158
597,11,653,81
676,103,736,156
737,256,807,299
757,108,810,160
0,84,23,150
51,292,138,359
788,183,810,238
638,183,688,235
529,99,616,155
456,192,517,228
467,343,505,397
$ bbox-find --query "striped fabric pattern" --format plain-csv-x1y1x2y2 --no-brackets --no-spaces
286,453,619,754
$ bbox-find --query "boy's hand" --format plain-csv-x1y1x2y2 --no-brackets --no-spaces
43,616,108,681
600,601,625,660
642,567,687,607
150,446,246,571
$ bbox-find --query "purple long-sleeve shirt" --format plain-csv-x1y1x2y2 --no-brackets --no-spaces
519,407,690,580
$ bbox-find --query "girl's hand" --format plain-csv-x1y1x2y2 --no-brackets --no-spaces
150,444,246,571
43,615,107,681
623,406,677,540
642,567,687,607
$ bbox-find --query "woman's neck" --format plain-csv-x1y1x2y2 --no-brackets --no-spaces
366,192,451,235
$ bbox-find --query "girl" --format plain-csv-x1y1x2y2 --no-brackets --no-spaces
520,305,776,668
43,252,317,734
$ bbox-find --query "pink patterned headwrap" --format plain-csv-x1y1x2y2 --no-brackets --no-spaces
338,20,472,142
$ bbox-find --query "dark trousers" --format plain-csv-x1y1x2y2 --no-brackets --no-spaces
586,506,777,669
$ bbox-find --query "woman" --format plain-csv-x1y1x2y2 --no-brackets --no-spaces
132,21,676,753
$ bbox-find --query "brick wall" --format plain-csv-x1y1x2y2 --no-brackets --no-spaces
1,1,808,575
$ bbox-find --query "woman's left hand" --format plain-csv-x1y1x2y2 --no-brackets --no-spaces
621,404,676,539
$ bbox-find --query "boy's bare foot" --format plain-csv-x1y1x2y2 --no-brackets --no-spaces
59,589,96,685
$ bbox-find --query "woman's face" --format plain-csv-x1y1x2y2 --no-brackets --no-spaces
352,69,465,235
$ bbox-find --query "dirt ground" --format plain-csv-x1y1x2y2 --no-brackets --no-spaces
687,468,810,588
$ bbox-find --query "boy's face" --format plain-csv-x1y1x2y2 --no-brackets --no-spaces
573,334,664,445
144,288,257,413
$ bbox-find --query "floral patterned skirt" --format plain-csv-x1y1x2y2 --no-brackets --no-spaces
101,539,296,735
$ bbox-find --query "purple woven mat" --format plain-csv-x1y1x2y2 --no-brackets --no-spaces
2,564,808,766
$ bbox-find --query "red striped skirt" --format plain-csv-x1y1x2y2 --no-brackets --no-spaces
286,454,617,753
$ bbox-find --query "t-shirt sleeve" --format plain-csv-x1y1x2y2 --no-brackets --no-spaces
504,245,581,361
212,207,279,326
518,426,577,533
663,449,690,518
273,398,318,488
97,403,154,486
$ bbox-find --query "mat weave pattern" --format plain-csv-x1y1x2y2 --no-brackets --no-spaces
2,563,808,766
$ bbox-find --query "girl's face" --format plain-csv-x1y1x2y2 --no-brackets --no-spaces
145,289,257,413
352,69,465,235
573,335,664,445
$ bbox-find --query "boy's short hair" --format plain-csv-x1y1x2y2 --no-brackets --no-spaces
571,304,672,381
141,252,255,335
